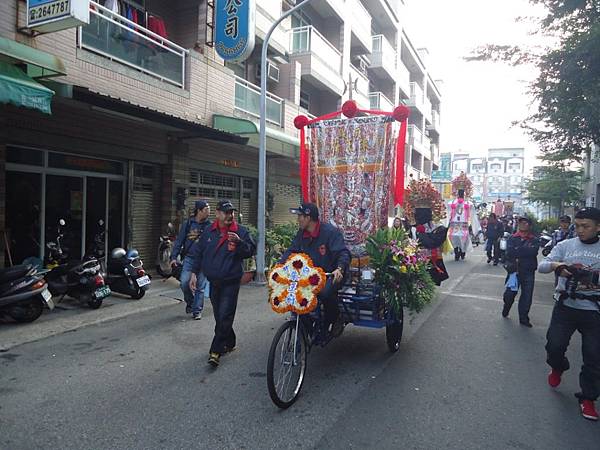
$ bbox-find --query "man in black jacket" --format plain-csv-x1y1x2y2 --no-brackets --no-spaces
502,216,540,327
280,203,351,336
190,200,256,367
485,213,505,265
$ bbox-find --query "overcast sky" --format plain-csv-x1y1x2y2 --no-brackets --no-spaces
404,0,547,170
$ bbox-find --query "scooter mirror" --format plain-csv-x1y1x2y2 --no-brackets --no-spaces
59,219,66,226
98,219,104,226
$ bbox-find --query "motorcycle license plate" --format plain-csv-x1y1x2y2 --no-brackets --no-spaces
94,286,111,299
136,275,151,287
41,288,55,309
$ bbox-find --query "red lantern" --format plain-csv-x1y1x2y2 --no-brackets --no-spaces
294,115,309,129
392,105,410,122
342,100,358,118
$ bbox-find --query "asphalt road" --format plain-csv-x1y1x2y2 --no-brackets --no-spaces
1,248,599,449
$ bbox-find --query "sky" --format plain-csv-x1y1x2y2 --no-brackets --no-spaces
404,0,548,170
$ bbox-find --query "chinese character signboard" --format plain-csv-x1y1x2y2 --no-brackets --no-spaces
215,0,255,61
27,0,89,33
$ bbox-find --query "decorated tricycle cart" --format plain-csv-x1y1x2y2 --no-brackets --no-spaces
266,101,441,409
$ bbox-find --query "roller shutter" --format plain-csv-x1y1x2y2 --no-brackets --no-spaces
131,163,160,265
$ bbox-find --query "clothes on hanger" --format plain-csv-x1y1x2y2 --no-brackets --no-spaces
103,0,120,14
147,14,168,39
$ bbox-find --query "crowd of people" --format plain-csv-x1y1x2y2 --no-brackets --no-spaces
167,197,599,422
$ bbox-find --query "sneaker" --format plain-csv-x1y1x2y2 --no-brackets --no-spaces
580,400,599,421
487,258,491,264
548,369,562,388
502,303,511,318
208,352,220,367
493,261,499,266
520,320,533,328
223,345,236,354
185,305,192,314
193,312,202,320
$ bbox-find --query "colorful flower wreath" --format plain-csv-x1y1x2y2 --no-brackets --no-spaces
403,179,447,223
268,253,327,315
451,172,473,198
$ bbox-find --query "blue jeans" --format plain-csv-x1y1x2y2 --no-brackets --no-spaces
503,271,535,322
180,257,209,314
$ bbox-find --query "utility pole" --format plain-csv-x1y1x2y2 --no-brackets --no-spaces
256,0,317,282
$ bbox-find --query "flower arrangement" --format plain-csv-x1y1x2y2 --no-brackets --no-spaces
403,179,447,224
451,172,473,198
268,253,327,315
366,227,436,315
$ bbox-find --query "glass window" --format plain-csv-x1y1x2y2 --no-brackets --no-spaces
300,90,310,110
49,153,124,175
6,147,44,166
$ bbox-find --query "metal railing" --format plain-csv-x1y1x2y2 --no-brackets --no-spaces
234,76,283,126
369,91,394,111
80,1,188,87
290,26,342,74
371,34,396,74
408,124,423,146
409,82,424,105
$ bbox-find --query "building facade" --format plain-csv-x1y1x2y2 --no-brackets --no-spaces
0,0,441,267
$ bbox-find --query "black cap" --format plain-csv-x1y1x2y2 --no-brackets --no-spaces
518,216,532,225
216,200,237,212
289,202,319,220
194,200,208,211
559,215,571,222
575,207,600,222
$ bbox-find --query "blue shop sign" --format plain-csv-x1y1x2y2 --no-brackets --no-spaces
215,0,255,62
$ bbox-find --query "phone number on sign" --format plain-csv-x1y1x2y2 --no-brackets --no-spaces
29,0,70,23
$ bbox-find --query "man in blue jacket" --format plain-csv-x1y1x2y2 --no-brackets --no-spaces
502,216,540,327
189,200,256,367
170,200,211,319
280,203,351,336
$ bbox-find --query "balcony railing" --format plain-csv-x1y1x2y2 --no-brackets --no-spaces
432,110,440,129
408,124,423,147
371,34,396,77
234,77,283,126
80,1,188,87
290,26,342,74
409,82,424,106
369,91,394,111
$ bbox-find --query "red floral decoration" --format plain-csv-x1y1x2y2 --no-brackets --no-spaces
293,260,304,269
451,172,474,198
342,100,358,118
404,179,447,224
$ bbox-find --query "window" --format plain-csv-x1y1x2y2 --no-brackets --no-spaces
472,163,483,172
509,163,521,171
300,90,310,110
292,12,311,28
491,163,502,170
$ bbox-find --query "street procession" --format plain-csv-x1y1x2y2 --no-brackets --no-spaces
1,0,599,449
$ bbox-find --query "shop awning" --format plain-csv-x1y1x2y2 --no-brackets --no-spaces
0,36,66,78
213,115,300,158
0,61,54,114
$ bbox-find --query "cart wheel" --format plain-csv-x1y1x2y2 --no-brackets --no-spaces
267,320,307,409
386,306,404,352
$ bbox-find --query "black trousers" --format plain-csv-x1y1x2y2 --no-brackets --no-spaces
545,303,600,401
319,278,341,324
503,271,536,322
209,279,241,354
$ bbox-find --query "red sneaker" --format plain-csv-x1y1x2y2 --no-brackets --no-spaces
580,400,599,421
548,369,562,388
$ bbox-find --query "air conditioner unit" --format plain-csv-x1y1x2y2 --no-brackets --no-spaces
256,61,280,83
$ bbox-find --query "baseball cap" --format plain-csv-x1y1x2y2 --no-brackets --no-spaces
289,202,319,220
216,200,237,212
518,216,532,225
194,200,208,211
575,207,600,222
559,215,571,222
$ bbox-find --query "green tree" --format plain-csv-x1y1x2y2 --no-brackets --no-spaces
524,165,583,215
467,0,600,162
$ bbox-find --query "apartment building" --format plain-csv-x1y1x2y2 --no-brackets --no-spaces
0,0,441,267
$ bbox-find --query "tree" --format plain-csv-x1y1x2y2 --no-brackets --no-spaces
466,1,600,162
524,165,583,215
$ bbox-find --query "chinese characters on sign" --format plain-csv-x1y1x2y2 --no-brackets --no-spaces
215,0,255,61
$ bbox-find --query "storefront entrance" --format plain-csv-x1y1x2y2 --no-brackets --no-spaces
5,146,125,266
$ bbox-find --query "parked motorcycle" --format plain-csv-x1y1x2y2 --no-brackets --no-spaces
44,219,110,309
0,264,53,323
88,220,150,299
156,222,177,278
540,230,554,257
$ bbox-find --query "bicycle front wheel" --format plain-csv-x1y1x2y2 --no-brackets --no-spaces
267,319,307,409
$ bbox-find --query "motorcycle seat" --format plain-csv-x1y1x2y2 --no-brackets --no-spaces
0,265,32,284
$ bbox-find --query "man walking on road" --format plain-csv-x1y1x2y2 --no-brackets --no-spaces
485,213,504,265
552,215,575,246
502,216,540,327
171,200,211,319
189,200,256,368
539,207,600,421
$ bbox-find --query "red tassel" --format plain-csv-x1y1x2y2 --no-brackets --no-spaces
394,120,407,206
299,127,309,201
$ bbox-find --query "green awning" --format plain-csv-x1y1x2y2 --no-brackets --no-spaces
0,61,54,114
0,36,66,78
213,115,299,158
